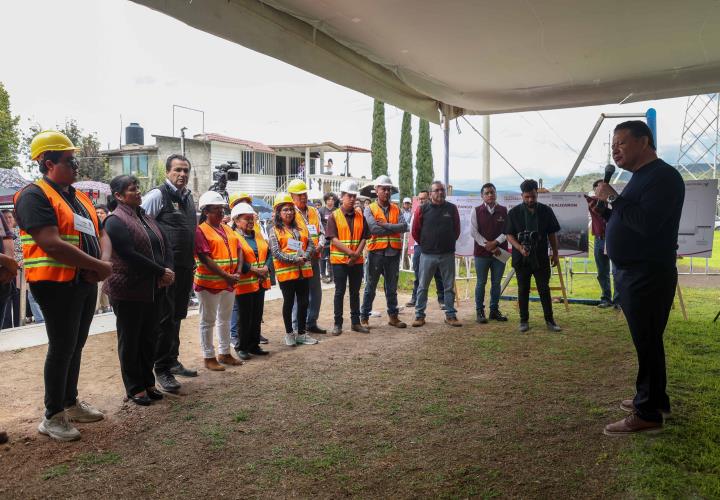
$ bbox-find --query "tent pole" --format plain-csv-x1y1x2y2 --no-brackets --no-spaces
442,113,450,187
482,115,490,183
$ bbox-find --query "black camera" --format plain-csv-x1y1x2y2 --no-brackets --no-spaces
518,230,538,253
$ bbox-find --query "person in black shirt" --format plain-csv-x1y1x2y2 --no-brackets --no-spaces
505,179,562,333
593,121,684,436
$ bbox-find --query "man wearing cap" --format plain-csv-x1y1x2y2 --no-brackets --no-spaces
141,154,198,392
288,179,327,335
360,175,408,329
327,180,370,335
14,130,112,441
401,198,413,225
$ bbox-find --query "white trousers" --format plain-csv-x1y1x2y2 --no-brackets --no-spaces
197,289,235,358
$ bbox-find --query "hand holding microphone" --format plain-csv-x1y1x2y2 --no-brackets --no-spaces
595,164,617,207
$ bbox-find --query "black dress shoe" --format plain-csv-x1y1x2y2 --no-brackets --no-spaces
248,347,269,356
259,335,269,344
155,371,181,393
489,309,508,322
476,311,488,324
128,394,152,406
146,387,164,401
308,325,327,334
236,350,251,360
170,363,198,378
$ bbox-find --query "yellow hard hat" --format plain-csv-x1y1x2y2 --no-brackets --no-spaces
30,130,78,161
287,179,308,195
229,192,252,208
273,192,294,209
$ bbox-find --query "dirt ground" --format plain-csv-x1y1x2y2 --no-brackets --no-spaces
0,288,642,498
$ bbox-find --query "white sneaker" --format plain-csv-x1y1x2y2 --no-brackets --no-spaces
296,334,319,345
38,411,81,441
370,310,382,318
65,399,104,423
284,333,297,346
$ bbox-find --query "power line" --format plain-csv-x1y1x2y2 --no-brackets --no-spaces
459,116,525,180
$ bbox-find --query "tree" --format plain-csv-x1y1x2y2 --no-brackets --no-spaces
415,118,434,193
0,82,21,169
398,111,413,200
371,99,388,178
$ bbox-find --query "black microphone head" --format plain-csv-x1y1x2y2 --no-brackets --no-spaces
603,164,616,183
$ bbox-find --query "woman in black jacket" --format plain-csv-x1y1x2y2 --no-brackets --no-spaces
103,175,175,406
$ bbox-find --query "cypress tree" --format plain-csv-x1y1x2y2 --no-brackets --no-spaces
398,111,413,200
371,99,388,178
0,82,21,169
415,118,434,193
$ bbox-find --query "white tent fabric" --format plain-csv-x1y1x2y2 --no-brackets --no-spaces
132,0,720,123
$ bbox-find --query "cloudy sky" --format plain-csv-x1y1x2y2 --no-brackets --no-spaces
2,0,695,190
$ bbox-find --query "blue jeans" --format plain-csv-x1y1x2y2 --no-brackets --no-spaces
411,246,444,304
474,256,506,313
594,236,618,303
361,252,400,319
292,259,322,331
416,252,456,319
230,299,240,346
28,289,44,323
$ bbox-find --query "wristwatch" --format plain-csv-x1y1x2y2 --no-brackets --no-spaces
607,194,617,203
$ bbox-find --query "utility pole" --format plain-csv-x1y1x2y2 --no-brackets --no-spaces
482,115,490,183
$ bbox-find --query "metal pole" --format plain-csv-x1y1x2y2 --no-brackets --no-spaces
482,115,490,183
443,114,450,186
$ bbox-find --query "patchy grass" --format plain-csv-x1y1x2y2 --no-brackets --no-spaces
41,464,69,480
76,451,121,468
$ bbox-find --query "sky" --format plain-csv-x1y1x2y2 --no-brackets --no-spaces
1,0,697,191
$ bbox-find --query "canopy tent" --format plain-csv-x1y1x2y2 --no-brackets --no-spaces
131,0,720,124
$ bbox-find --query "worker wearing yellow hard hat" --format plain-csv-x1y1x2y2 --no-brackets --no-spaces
288,179,327,337
229,192,252,208
14,130,111,441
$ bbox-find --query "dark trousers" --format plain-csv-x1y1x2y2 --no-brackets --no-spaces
112,298,160,396
155,267,193,373
30,281,97,419
1,283,20,328
332,263,363,326
515,263,554,323
236,289,265,351
319,245,332,279
410,246,444,303
279,279,308,334
361,252,400,319
594,236,618,303
615,266,676,422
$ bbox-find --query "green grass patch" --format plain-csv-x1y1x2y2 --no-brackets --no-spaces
232,410,250,423
76,452,121,468
200,424,228,450
41,464,69,480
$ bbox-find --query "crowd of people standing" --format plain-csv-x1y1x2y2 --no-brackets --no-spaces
1,120,681,443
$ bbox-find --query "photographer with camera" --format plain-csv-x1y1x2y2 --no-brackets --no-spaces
505,179,562,333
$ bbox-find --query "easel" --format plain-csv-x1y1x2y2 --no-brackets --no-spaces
508,259,570,312
675,282,688,321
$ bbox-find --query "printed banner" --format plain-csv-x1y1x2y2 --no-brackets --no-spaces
677,179,717,258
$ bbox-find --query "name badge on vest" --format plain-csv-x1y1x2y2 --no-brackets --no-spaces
172,202,179,211
287,238,302,251
73,213,96,236
306,224,318,236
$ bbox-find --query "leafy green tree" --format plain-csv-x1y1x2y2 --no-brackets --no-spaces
0,82,21,169
415,118,434,193
371,99,388,178
398,111,413,201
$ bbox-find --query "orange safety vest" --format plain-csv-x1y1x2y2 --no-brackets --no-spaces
14,179,100,283
330,209,365,265
235,230,271,295
366,202,403,252
194,222,240,290
272,225,313,282
295,205,322,248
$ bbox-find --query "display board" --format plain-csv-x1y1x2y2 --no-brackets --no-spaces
676,179,717,258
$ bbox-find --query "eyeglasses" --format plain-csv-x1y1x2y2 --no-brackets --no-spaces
59,156,79,170
280,207,295,213
432,188,445,193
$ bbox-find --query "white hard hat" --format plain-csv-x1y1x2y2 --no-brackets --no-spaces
230,202,255,219
403,197,411,203
374,174,395,188
338,179,360,195
198,191,228,210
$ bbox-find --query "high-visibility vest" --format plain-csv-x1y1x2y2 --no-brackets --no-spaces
366,202,403,252
235,230,271,295
295,205,321,248
272,225,313,282
330,209,365,265
14,179,100,283
193,222,240,290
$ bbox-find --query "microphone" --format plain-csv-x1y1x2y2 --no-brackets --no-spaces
597,164,616,209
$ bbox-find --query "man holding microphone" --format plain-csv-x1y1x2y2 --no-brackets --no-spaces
592,121,684,435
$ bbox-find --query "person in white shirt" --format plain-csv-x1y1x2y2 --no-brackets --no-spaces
470,183,509,324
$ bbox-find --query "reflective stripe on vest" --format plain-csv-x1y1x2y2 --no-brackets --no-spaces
366,202,402,252
295,205,321,247
235,230,271,295
330,209,365,265
272,226,313,282
193,222,240,289
14,180,99,283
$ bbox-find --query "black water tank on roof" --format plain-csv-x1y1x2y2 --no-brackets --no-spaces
125,122,144,145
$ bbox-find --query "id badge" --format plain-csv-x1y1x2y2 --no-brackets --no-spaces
307,224,318,236
73,213,96,236
287,238,301,251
